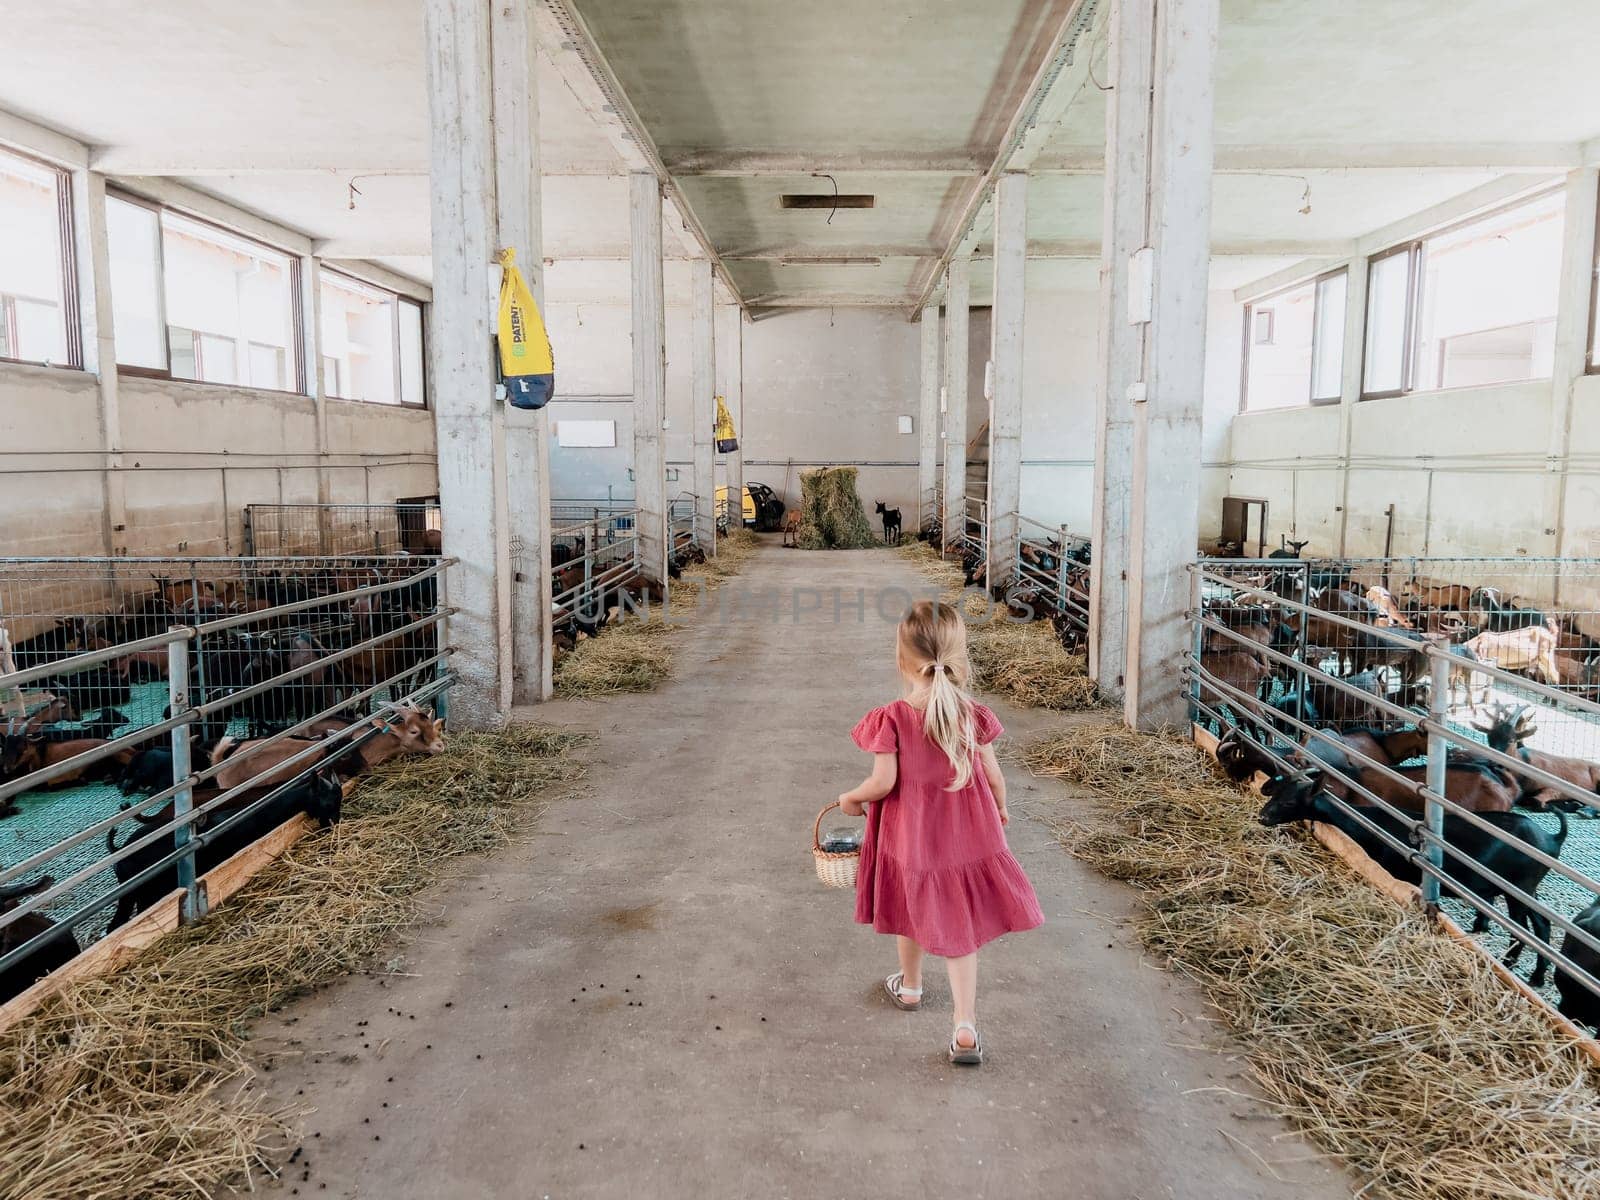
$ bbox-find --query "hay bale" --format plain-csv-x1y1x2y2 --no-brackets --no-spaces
1026,718,1600,1200
0,724,587,1200
796,467,878,549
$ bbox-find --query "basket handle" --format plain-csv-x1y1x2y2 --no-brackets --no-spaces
813,799,843,851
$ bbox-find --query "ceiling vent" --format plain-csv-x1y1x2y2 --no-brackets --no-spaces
780,194,875,210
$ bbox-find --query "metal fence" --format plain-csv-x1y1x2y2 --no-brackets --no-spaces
550,508,641,634
1013,514,1092,647
1185,557,1600,1028
0,555,455,997
242,501,443,556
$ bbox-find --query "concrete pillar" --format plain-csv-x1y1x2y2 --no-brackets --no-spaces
941,257,971,546
1333,253,1370,556
987,172,1027,587
70,170,127,557
1088,0,1151,694
916,305,940,533
492,0,552,704
690,260,717,553
631,172,667,581
1546,168,1599,581
1094,0,1219,730
716,303,744,532
296,255,332,512
422,0,514,726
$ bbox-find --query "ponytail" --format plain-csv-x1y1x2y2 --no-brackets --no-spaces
898,600,978,790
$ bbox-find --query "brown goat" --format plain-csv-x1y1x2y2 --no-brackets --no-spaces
208,704,443,792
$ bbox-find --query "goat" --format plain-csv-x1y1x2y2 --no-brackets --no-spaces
1260,774,1568,985
107,772,343,929
1297,728,1519,814
1401,579,1473,612
1555,899,1600,1029
1,733,131,789
1472,703,1600,812
873,502,902,545
1268,537,1309,559
1364,586,1412,629
1463,624,1560,687
1469,587,1553,633
207,703,443,792
0,876,80,1002
781,510,802,548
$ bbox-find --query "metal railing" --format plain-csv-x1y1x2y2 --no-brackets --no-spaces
954,494,988,569
1013,513,1092,646
243,502,442,556
0,556,456,989
1185,559,1600,1022
550,509,641,632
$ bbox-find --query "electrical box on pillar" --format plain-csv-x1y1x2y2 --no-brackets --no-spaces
496,248,555,410
715,395,739,453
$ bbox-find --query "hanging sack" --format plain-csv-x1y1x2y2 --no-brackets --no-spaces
496,247,555,410
714,395,739,454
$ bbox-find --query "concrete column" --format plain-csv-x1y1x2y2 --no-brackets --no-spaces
1333,253,1369,555
987,172,1027,587
70,170,127,557
1546,168,1599,581
423,0,513,726
916,305,941,533
1118,0,1219,731
716,303,744,532
941,257,970,546
1088,0,1153,693
690,260,717,553
492,0,553,704
296,255,333,526
630,173,667,581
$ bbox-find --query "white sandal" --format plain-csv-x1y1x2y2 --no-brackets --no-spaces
949,1022,983,1066
883,972,922,1011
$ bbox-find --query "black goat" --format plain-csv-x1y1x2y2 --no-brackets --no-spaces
0,876,80,1002
106,771,343,929
1555,899,1600,1030
1260,774,1569,986
874,502,902,545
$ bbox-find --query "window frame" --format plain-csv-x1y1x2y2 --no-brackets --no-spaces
107,187,305,394
0,144,82,371
1362,185,1566,400
1238,265,1348,414
318,265,429,410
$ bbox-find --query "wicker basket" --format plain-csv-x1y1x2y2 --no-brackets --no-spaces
812,800,861,889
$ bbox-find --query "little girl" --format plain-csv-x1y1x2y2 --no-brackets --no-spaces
840,599,1043,1065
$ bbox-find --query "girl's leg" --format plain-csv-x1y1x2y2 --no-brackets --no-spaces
945,952,978,1047
897,936,925,990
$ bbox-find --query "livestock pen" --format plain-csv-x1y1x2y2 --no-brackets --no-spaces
242,501,443,557
0,555,455,1010
1185,556,1600,1032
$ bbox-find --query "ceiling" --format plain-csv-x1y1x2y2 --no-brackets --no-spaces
0,0,1596,309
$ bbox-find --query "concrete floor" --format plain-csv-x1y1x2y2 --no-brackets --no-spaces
232,543,1352,1200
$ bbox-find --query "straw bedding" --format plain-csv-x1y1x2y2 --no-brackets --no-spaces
553,529,759,698
0,724,588,1200
1025,718,1600,1200
796,467,879,550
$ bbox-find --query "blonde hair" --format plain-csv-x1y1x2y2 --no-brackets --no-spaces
896,600,977,789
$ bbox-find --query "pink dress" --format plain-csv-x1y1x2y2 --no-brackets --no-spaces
851,699,1044,957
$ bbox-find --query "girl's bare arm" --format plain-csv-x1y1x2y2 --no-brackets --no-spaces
979,743,1008,825
840,752,898,815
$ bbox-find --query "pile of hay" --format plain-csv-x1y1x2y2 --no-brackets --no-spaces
0,724,587,1200
968,619,1098,711
1026,718,1600,1200
553,530,759,698
796,467,879,549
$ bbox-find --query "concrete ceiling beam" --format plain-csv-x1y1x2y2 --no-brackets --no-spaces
531,0,742,309
1033,142,1588,173
0,106,89,168
663,151,984,177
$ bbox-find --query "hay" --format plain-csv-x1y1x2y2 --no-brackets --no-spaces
968,618,1099,712
0,724,587,1200
796,467,879,549
1026,718,1600,1200
552,530,759,698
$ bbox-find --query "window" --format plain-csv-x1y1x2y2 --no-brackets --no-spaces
319,270,426,406
107,194,300,390
1241,268,1346,411
0,146,77,367
1363,189,1566,398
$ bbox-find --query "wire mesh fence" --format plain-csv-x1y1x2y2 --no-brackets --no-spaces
242,501,443,556
0,556,455,1001
1186,558,1600,1029
1013,514,1091,648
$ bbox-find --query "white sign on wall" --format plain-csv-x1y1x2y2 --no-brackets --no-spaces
555,419,617,448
